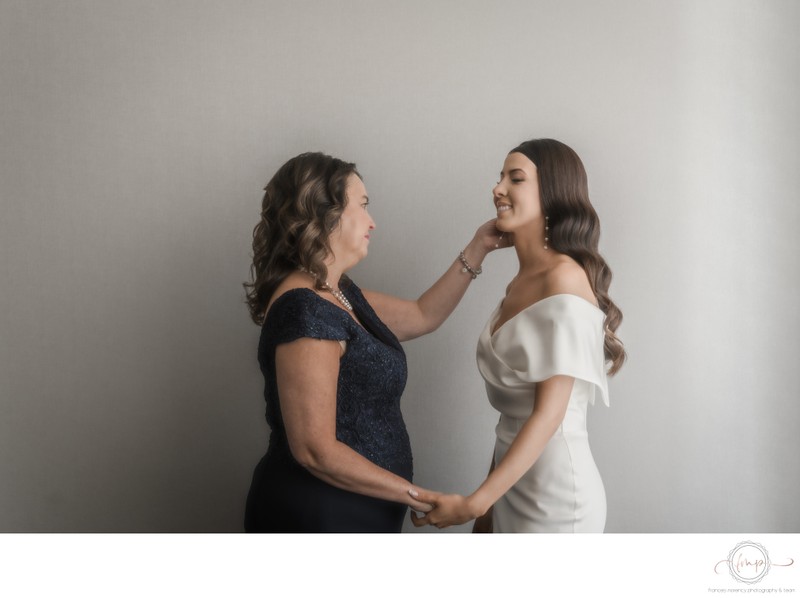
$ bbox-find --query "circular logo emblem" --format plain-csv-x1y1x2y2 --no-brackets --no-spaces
727,541,771,584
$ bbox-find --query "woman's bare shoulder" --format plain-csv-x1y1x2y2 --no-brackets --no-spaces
544,257,597,306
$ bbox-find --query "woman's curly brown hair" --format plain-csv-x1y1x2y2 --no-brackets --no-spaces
511,139,626,375
244,152,360,325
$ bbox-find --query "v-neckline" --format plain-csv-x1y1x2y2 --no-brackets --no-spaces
490,293,603,337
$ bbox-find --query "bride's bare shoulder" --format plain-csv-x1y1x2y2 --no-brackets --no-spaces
544,257,597,306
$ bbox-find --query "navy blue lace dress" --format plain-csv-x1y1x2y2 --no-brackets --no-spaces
244,281,413,532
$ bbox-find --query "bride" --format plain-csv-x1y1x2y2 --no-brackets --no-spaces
411,139,626,532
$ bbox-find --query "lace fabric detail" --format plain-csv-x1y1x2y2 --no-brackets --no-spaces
257,283,412,479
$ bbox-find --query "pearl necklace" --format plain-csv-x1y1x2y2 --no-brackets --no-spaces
298,268,353,311
321,282,353,311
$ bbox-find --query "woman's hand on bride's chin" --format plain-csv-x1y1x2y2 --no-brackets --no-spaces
471,219,512,254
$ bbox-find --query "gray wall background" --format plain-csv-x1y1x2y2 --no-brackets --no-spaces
1,0,798,533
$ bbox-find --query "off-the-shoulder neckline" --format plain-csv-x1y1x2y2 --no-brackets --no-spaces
491,293,603,337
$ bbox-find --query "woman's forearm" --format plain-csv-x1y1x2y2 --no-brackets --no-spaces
293,438,428,510
363,220,504,341
409,366,574,530
362,239,487,340
468,409,565,516
414,238,489,334
410,380,573,529
468,376,574,515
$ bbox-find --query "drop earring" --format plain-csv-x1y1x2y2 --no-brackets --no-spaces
544,216,549,249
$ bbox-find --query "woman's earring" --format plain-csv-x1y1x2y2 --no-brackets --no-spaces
544,216,549,249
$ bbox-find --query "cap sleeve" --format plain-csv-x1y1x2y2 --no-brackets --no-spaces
498,295,609,406
264,288,352,346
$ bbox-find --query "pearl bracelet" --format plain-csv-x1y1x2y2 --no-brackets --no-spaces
458,250,482,279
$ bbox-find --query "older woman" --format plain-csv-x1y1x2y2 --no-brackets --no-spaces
243,151,504,532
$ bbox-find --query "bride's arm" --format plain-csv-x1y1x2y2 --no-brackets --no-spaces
411,375,574,528
471,455,495,533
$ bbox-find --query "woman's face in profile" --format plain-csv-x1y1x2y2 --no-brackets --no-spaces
492,152,542,234
329,174,376,267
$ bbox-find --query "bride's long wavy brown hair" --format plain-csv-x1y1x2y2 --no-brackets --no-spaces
244,152,359,325
511,139,626,375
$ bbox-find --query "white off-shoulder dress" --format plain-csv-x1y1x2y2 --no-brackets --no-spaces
476,294,609,533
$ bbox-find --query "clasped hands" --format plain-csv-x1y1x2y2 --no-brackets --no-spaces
408,489,482,529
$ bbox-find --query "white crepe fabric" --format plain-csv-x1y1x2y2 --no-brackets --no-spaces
476,294,609,532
